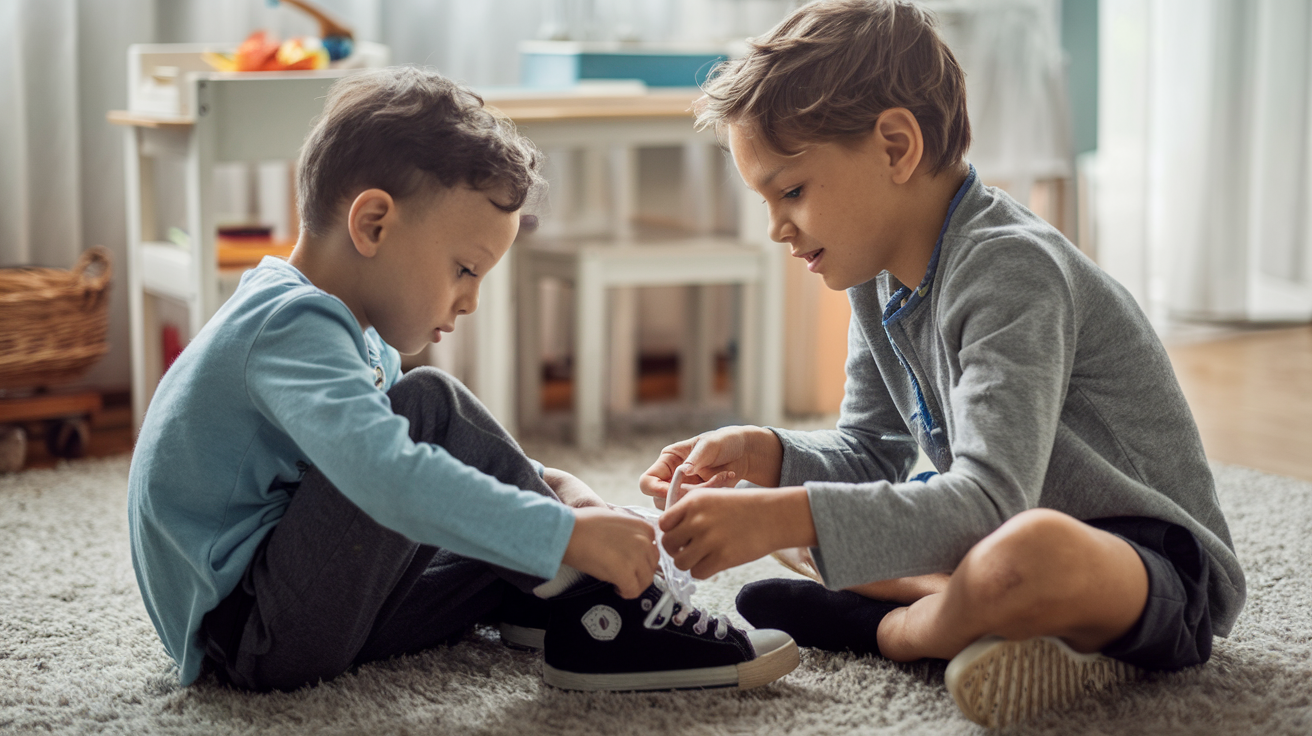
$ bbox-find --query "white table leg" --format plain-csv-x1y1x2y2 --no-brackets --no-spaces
474,250,517,432
757,245,786,426
517,251,543,430
605,144,639,417
607,287,637,413
125,126,149,432
187,81,219,335
682,285,716,404
682,142,718,235
737,280,762,422
575,256,606,449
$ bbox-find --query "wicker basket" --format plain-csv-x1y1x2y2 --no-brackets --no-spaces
0,247,112,392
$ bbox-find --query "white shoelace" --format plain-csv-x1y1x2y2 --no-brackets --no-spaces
622,504,730,639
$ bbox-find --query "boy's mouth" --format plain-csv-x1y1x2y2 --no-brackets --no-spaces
794,248,824,272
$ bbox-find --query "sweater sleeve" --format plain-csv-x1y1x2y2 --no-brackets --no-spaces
245,296,574,580
769,291,920,487
804,239,1077,588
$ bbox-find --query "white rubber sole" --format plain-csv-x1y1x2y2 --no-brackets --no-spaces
542,633,799,692
945,636,1141,728
499,623,545,651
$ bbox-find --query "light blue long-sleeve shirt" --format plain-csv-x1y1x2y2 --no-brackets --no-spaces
128,257,575,685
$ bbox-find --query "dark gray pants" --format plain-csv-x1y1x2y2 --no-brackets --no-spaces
200,367,558,691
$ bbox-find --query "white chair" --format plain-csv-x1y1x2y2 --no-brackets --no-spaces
497,94,784,449
517,236,772,449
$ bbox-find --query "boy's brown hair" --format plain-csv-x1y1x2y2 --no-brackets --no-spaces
697,0,970,173
297,66,545,237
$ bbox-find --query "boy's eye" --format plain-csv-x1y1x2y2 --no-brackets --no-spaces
458,266,477,279
761,187,802,205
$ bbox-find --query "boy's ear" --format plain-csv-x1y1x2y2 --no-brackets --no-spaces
873,108,924,186
347,188,396,258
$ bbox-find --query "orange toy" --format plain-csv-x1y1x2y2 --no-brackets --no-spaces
204,31,330,72
202,0,354,73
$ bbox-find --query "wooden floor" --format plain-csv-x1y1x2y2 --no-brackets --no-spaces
1166,325,1312,482
9,327,1312,481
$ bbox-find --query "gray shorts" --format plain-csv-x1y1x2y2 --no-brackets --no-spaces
1088,516,1213,670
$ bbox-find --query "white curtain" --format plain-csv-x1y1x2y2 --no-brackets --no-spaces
0,0,82,271
1098,0,1312,323
931,0,1071,204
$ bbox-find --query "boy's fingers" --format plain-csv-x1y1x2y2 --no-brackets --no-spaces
639,450,688,497
661,522,693,556
683,439,711,475
693,470,736,489
691,555,723,580
615,578,639,599
634,521,656,543
658,500,687,530
637,470,667,498
672,540,707,573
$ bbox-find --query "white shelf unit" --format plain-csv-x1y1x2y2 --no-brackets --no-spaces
118,68,374,431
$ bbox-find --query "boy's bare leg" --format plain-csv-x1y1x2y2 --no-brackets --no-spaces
876,508,1149,662
774,545,950,604
844,573,950,605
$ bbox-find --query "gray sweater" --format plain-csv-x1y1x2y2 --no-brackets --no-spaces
774,168,1245,636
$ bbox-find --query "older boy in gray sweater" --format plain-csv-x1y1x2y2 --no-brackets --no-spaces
639,0,1244,727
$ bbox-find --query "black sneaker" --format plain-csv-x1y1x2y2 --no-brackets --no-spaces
493,587,550,651
736,578,901,656
542,577,799,691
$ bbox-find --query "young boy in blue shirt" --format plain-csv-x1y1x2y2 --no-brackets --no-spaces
640,0,1244,726
128,66,797,693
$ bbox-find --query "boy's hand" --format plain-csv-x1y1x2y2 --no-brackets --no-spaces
658,486,817,579
543,467,606,509
562,506,659,599
639,426,784,508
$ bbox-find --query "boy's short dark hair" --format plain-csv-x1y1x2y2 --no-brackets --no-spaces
297,66,545,236
697,0,970,173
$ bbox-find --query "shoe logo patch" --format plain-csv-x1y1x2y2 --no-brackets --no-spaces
581,605,621,641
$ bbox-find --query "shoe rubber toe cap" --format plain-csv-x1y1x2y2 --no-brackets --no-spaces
745,627,794,658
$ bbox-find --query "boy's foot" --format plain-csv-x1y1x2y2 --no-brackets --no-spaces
494,588,550,651
542,577,799,691
945,635,1142,728
736,578,900,656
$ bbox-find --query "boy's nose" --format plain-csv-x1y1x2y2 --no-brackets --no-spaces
457,289,479,315
768,210,796,245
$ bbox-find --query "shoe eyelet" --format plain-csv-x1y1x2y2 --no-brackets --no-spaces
640,599,653,611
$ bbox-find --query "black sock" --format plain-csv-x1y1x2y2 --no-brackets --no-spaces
736,578,901,656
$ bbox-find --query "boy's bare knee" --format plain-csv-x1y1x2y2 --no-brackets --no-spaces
955,510,1088,614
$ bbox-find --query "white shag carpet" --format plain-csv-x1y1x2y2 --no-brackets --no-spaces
2,432,1311,735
